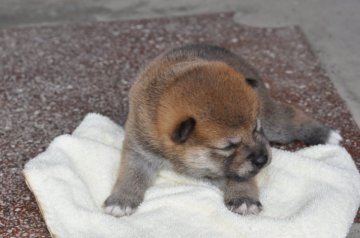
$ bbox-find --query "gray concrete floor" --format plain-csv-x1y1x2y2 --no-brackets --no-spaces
1,0,359,237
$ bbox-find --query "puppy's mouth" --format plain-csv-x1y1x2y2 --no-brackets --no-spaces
225,161,260,181
225,171,257,182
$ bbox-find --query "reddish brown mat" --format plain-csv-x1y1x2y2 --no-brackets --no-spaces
0,12,359,237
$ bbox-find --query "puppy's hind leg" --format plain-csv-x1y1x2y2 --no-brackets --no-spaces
260,99,342,145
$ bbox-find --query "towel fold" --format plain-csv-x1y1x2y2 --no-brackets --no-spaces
24,113,360,238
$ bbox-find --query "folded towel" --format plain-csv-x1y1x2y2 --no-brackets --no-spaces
23,113,360,238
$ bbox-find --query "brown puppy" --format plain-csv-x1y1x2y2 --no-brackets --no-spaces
104,44,342,217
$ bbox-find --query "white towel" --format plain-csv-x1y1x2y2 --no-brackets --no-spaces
23,113,360,238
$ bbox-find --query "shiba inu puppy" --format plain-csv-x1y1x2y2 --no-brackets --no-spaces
104,44,342,217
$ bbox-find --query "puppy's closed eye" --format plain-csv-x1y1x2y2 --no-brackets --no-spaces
220,143,239,151
211,142,239,157
211,141,239,151
212,149,236,158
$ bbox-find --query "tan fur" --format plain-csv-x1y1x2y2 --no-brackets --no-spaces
128,57,260,171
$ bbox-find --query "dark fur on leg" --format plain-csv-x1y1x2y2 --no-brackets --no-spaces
104,140,161,217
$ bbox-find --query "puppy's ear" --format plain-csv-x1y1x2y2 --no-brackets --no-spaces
171,117,196,144
246,78,258,88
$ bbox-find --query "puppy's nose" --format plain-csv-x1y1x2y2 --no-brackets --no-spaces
248,153,268,168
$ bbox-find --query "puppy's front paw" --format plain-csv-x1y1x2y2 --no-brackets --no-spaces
326,130,343,145
103,193,139,217
104,204,135,217
225,197,262,215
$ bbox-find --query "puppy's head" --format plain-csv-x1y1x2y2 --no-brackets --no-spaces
156,61,271,180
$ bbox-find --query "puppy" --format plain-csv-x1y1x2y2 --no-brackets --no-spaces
104,44,342,217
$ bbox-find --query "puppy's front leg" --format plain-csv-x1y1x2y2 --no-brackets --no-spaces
104,145,159,217
224,177,262,215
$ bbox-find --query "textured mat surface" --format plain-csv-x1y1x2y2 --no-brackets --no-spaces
0,12,359,237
